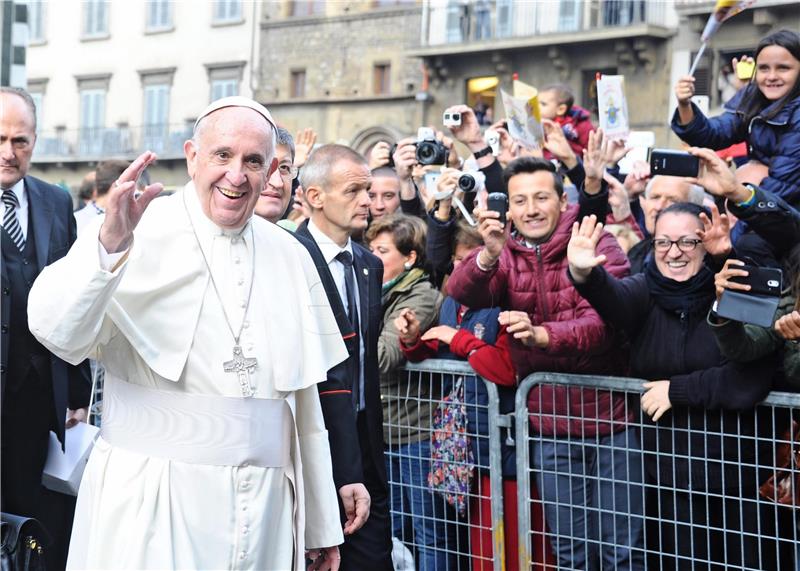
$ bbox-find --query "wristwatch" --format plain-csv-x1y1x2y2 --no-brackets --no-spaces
472,146,493,159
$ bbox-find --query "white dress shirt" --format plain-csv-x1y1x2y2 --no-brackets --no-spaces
307,219,367,411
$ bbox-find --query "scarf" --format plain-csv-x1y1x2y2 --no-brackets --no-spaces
644,258,716,316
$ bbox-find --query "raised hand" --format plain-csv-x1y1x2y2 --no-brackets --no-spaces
675,75,696,106
394,307,420,345
675,75,697,125
567,214,608,283
474,207,507,266
605,173,632,223
293,128,317,168
606,138,631,168
444,105,484,151
392,137,417,181
623,160,650,199
542,119,578,168
714,259,750,302
697,202,732,258
99,151,164,253
582,129,609,195
368,141,392,170
686,147,750,202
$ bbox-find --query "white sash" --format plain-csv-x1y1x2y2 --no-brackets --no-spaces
100,375,291,468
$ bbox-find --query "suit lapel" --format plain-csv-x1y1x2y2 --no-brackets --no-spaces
25,177,54,271
296,222,355,339
352,246,370,342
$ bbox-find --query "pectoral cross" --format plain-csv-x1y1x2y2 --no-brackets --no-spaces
223,345,258,398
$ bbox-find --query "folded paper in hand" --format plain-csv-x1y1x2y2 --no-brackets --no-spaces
42,422,99,496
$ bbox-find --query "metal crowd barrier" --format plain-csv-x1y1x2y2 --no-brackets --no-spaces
387,360,508,570
516,372,800,571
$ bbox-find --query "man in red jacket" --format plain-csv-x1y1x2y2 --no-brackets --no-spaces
446,155,644,570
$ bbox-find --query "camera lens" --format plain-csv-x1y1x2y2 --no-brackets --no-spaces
416,142,436,165
458,174,476,192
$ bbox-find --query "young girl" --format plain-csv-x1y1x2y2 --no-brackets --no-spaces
672,29,800,206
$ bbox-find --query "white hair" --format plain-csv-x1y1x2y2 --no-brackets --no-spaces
644,175,706,206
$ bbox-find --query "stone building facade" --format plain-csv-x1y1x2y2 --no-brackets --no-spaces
258,1,424,155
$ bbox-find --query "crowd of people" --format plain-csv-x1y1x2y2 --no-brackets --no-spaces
1,26,799,571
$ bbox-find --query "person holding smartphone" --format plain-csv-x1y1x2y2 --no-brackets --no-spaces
446,149,643,569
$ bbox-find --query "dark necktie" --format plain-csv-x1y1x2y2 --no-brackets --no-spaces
335,250,362,411
2,190,25,252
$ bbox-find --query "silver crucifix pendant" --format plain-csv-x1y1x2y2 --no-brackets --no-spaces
223,345,258,398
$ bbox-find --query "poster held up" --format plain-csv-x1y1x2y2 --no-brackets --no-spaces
596,74,630,139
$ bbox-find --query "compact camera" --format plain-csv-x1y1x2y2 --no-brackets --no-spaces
443,111,462,127
484,129,500,156
457,170,486,193
415,127,449,166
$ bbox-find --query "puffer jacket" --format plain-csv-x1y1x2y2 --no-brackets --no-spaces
671,87,800,206
447,203,631,437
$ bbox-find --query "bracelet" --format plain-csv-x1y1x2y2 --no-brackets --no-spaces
736,184,757,208
472,146,493,159
476,249,498,271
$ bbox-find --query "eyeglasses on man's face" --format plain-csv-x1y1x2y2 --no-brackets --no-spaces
652,237,702,253
277,163,298,180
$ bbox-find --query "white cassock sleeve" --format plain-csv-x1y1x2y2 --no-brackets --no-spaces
295,384,345,549
28,220,128,365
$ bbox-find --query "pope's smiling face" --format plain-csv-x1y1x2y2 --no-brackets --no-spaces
184,107,277,229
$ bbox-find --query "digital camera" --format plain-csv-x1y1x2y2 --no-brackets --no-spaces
415,127,449,166
457,170,486,193
443,111,462,127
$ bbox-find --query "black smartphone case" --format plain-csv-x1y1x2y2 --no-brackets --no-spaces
649,149,700,178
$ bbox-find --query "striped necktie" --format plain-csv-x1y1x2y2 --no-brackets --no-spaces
2,190,25,252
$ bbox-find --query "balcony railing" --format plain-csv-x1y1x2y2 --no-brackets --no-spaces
422,0,673,46
33,123,193,162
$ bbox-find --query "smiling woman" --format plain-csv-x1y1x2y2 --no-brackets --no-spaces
567,207,780,568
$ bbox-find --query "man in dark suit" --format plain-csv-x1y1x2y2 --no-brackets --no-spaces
295,144,394,570
1,87,92,570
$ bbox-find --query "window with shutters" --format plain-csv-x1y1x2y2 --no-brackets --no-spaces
146,0,172,31
28,0,46,43
213,0,242,23
79,89,106,155
205,62,245,102
83,0,109,38
143,84,170,153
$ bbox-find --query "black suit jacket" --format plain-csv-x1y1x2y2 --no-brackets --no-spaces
294,221,388,489
1,176,91,445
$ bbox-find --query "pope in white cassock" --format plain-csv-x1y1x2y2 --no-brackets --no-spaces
27,98,348,570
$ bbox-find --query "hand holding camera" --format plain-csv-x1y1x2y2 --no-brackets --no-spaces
474,206,507,267
444,105,485,151
391,137,417,181
368,141,392,170
685,147,751,203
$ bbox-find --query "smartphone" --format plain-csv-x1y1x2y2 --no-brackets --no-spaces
649,149,700,178
729,265,782,297
486,192,508,226
736,60,755,80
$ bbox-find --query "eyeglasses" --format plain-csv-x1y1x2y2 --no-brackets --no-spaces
651,237,702,253
278,164,298,181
